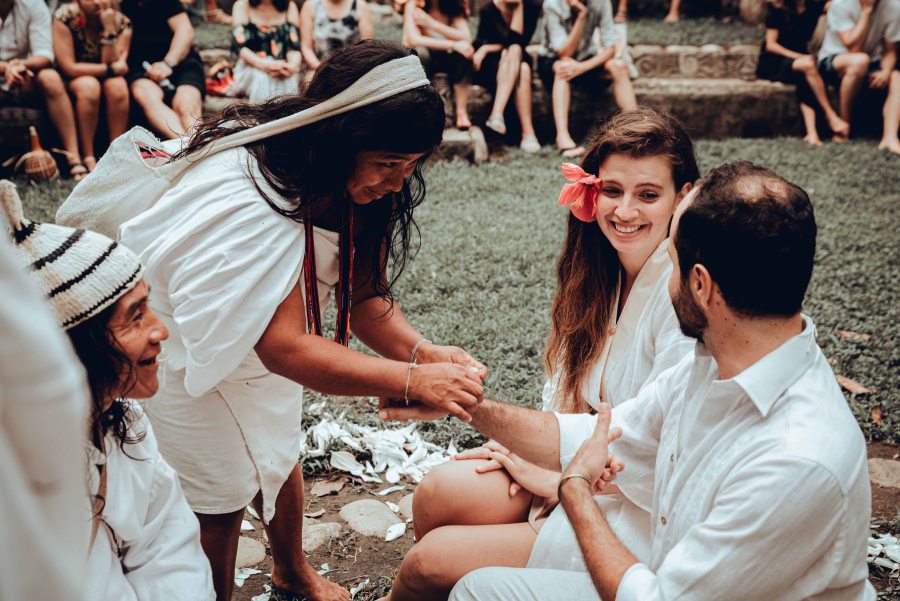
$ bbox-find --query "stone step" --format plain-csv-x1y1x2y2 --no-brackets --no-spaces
629,44,759,80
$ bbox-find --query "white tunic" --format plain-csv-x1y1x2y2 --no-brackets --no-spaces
120,146,340,522
529,240,692,567
555,316,875,600
0,233,89,600
87,402,215,601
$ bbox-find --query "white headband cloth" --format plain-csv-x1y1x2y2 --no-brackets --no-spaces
198,55,432,157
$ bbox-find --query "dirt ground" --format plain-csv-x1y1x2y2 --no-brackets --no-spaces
234,443,900,601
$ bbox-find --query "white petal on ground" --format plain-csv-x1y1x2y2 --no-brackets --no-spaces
350,578,370,599
385,522,407,542
234,567,263,587
241,519,254,531
246,505,260,520
374,485,405,496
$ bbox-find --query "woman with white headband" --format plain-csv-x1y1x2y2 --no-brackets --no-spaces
114,40,487,601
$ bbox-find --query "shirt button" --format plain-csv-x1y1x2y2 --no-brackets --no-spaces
661,516,667,525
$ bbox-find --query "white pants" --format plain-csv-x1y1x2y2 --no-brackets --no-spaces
233,59,300,103
449,567,600,601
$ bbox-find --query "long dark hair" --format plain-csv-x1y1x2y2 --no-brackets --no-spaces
175,40,445,303
66,303,145,453
545,107,699,413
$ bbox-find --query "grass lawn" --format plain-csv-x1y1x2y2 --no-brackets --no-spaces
10,136,899,600
193,14,763,51
13,138,899,448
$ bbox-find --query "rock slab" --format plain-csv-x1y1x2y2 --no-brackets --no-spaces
340,499,402,537
302,520,343,552
398,493,414,520
869,458,900,489
236,536,266,568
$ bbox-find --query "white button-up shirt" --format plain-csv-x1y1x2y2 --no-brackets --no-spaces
556,315,874,600
0,0,54,62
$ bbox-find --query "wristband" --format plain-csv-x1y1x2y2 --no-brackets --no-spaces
100,32,118,45
557,472,593,498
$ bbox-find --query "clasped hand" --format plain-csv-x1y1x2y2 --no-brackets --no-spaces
378,344,488,423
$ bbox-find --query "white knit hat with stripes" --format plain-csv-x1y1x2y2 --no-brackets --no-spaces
0,180,143,330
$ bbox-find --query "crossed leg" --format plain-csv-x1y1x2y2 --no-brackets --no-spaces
382,460,538,601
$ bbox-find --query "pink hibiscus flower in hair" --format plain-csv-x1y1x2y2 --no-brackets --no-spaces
558,163,601,222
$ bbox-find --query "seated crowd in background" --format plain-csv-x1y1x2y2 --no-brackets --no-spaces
3,0,900,174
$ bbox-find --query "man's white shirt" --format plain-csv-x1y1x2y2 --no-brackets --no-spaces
556,315,874,600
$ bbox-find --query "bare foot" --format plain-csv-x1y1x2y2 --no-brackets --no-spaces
803,134,823,146
273,565,350,601
832,132,849,144
456,112,472,130
877,139,900,155
664,12,679,22
827,115,850,138
614,10,627,22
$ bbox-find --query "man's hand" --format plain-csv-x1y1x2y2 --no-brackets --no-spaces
554,57,584,81
561,403,625,493
870,68,891,88
4,60,31,88
145,61,173,83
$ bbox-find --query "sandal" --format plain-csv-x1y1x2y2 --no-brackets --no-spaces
520,135,540,153
67,161,88,182
559,145,585,158
484,114,507,136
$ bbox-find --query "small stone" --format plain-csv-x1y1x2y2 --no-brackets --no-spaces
236,536,266,568
339,499,402,537
869,459,900,489
303,522,342,551
398,493,414,520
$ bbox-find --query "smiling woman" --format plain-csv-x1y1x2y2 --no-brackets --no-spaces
116,40,489,601
385,107,702,601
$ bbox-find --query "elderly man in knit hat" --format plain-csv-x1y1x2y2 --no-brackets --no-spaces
0,180,215,601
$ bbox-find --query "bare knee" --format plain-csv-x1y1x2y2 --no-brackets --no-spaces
398,534,452,592
172,87,202,117
70,76,101,104
35,68,65,96
606,57,628,78
130,79,160,107
842,53,871,77
412,462,455,538
103,77,129,104
507,44,523,62
793,55,815,73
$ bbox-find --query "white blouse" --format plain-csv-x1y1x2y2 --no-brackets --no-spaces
556,316,875,600
120,146,339,522
530,239,693,568
86,402,215,601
